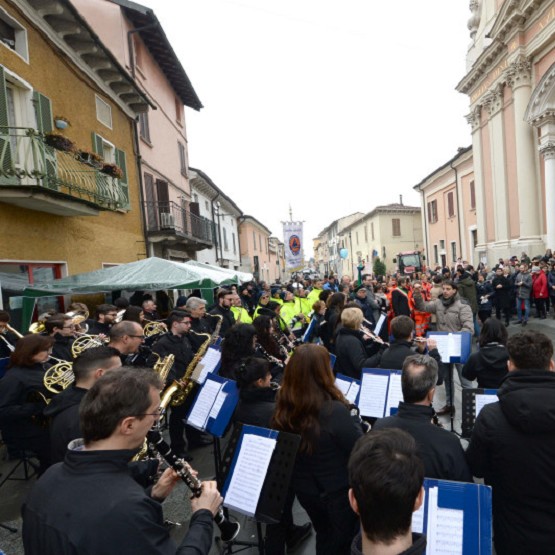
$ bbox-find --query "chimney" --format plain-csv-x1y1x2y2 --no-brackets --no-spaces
399,194,403,205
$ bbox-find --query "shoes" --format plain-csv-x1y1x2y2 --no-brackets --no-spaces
522,321,528,327
286,522,312,553
515,320,522,325
436,404,455,416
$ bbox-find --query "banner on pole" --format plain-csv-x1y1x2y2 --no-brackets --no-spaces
283,221,304,271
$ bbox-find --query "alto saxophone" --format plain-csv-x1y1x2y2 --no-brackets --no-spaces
160,332,211,410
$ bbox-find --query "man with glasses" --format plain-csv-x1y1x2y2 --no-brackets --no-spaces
149,311,196,460
22,367,221,555
45,313,76,362
108,321,145,364
88,304,118,336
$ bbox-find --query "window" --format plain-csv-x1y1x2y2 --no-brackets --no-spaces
433,244,438,264
178,142,187,176
427,200,438,223
232,232,237,254
364,225,368,242
95,95,112,128
0,8,28,61
204,200,209,211
132,34,144,70
392,218,401,237
371,222,375,240
138,111,150,142
223,228,229,251
451,241,457,262
439,240,445,250
471,229,478,249
356,231,359,245
175,97,183,124
447,191,455,218
253,231,256,250
259,234,262,252
192,193,198,203
470,180,476,210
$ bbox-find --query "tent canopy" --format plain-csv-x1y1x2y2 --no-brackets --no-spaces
22,257,252,298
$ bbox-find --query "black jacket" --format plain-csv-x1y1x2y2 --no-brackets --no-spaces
150,333,194,383
466,370,555,555
334,328,383,379
373,403,472,482
461,343,509,389
293,400,363,496
209,305,235,337
44,385,87,464
0,330,19,358
366,340,441,372
87,321,112,336
492,275,512,309
189,317,212,350
22,444,214,555
233,386,276,428
391,288,412,317
351,532,426,555
51,333,74,362
0,364,49,442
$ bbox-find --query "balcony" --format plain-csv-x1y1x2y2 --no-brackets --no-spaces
0,127,128,216
144,200,214,251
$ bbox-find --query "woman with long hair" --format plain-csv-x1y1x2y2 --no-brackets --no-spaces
0,334,55,474
273,344,363,554
252,315,287,380
320,292,346,351
462,318,509,389
219,324,256,380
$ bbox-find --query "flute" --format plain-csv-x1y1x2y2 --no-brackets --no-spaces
146,428,240,543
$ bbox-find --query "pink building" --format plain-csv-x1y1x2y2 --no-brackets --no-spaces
72,0,214,262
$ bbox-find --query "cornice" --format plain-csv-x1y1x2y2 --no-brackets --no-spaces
539,141,555,159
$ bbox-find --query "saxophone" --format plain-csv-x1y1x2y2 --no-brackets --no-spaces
160,332,211,410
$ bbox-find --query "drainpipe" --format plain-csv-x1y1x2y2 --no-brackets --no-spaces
450,160,463,262
420,185,429,266
211,192,222,264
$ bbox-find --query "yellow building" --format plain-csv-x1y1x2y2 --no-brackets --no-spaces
0,0,149,306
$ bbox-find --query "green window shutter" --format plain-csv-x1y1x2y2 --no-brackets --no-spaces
91,132,104,155
115,148,130,210
33,91,53,133
0,66,14,184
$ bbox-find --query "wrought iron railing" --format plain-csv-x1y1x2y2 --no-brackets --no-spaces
144,200,214,243
0,127,127,209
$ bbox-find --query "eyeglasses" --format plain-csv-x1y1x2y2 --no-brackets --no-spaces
62,325,75,329
127,334,146,339
134,406,164,417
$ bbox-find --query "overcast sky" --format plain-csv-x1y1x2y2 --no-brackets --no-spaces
139,0,472,258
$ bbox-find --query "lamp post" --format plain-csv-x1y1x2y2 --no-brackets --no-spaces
357,261,365,286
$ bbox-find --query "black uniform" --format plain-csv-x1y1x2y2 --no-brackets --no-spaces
51,333,74,362
0,363,51,473
373,403,472,482
87,321,112,336
208,305,235,337
461,343,509,389
22,444,214,555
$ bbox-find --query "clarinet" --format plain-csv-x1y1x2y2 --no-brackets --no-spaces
146,428,240,543
255,342,286,369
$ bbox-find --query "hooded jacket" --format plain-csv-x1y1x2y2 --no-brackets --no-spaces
461,343,509,388
466,370,555,555
456,273,478,314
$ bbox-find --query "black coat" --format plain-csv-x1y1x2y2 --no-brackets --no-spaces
491,275,512,309
149,333,194,383
22,445,214,555
466,370,555,555
209,305,236,337
44,385,87,464
51,334,74,362
366,340,442,372
293,400,363,496
391,288,412,317
0,363,49,442
233,386,276,428
373,403,472,482
87,321,112,336
461,343,509,388
351,532,426,555
334,328,383,379
189,317,212,350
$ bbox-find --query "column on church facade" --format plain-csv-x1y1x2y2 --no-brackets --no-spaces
507,56,541,241
540,142,555,251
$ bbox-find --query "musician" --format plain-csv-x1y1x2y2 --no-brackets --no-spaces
142,298,160,322
87,304,118,336
273,344,364,554
373,354,472,482
353,286,375,325
233,358,312,554
0,334,55,475
22,367,222,555
0,309,19,359
466,331,555,555
45,346,122,463
252,315,286,381
348,429,426,555
219,324,256,380
108,321,145,363
209,288,236,337
45,313,75,362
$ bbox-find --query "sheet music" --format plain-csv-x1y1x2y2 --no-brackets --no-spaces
475,393,497,417
193,347,221,384
224,433,276,516
335,377,351,396
449,333,462,358
385,373,403,416
429,334,450,362
426,486,464,555
345,382,360,404
359,372,389,417
187,379,223,429
209,391,227,420
374,313,387,336
411,489,426,534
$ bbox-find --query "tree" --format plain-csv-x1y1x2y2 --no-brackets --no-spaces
373,256,386,277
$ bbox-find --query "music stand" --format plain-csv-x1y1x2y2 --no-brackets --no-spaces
461,388,498,439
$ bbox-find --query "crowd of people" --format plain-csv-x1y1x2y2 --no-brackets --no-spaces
0,251,554,554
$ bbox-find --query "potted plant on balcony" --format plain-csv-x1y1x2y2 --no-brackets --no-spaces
54,116,71,130
76,149,103,168
43,132,76,152
100,162,124,179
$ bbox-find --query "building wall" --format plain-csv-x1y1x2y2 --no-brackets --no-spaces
0,0,144,274
239,218,273,282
